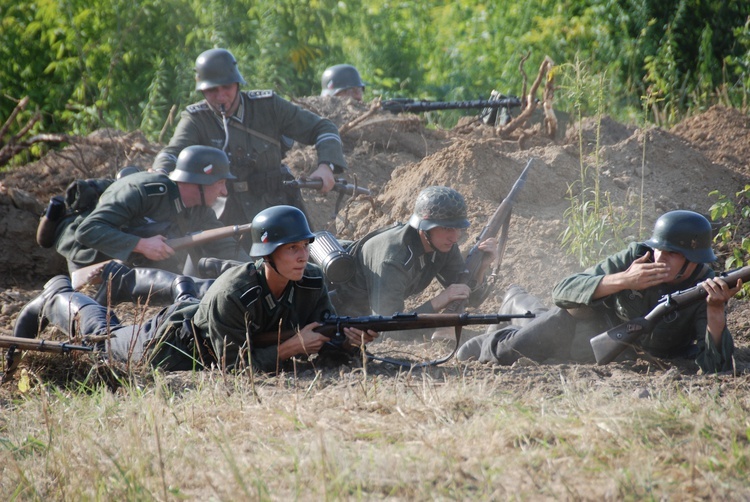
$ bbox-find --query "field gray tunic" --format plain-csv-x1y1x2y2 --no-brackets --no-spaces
152,91,347,226
332,224,489,317
191,261,335,373
477,242,733,372
55,172,248,273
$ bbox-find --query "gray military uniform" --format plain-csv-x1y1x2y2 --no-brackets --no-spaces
152,91,347,226
106,261,335,373
473,242,733,372
55,171,249,274
331,224,490,318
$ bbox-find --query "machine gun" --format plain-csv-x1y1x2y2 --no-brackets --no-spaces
590,266,750,365
381,96,522,115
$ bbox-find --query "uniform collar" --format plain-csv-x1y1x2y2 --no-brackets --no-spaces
403,224,436,269
233,92,246,122
257,261,295,313
206,92,245,123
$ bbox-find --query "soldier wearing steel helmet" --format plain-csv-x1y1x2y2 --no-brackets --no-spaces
55,145,250,275
152,48,348,231
329,186,498,340
458,210,739,373
15,206,376,373
320,64,366,101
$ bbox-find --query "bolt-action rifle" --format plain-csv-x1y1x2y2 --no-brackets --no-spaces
381,96,522,114
1,334,93,382
440,158,535,317
283,177,371,197
283,177,371,216
590,266,750,365
70,223,253,290
253,311,535,368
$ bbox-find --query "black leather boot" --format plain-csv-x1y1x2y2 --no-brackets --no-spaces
43,290,121,338
13,275,74,339
95,263,211,306
14,275,120,339
171,275,199,302
196,257,244,278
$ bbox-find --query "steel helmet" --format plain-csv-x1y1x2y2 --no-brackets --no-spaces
644,210,716,263
250,205,316,258
194,48,247,92
320,64,365,97
408,186,470,231
169,146,236,185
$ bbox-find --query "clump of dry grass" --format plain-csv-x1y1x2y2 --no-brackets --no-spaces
2,359,749,500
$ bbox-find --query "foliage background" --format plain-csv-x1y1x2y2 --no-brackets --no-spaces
1,0,748,160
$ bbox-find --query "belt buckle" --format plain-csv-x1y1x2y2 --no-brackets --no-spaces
233,181,248,193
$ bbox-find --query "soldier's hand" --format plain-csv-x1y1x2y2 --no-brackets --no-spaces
342,327,379,350
703,277,742,307
310,163,336,193
431,283,471,311
620,251,670,290
478,237,499,266
133,235,176,261
287,322,331,356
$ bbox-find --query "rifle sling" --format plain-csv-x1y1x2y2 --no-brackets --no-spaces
227,121,281,148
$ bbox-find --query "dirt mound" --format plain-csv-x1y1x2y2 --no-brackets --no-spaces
671,105,750,175
1,100,750,365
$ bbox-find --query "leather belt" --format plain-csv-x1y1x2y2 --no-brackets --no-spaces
231,170,285,193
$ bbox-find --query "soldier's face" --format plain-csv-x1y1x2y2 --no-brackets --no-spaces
334,87,363,101
202,84,240,115
202,179,228,205
271,240,311,282
653,248,697,283
425,226,462,253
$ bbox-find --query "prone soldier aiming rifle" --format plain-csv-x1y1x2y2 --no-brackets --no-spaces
591,266,750,365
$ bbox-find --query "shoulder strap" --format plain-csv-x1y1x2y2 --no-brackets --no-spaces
227,120,281,148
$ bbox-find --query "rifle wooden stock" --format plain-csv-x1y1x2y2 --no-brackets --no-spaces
590,266,750,365
283,178,371,196
70,223,252,289
252,312,536,348
442,158,535,315
166,223,252,251
0,335,93,354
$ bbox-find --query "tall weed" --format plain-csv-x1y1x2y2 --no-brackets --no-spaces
558,60,634,268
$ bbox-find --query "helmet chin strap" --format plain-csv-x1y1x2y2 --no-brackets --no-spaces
423,227,448,255
673,257,691,281
198,184,206,207
264,255,280,276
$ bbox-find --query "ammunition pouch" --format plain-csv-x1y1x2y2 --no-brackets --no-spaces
229,167,287,194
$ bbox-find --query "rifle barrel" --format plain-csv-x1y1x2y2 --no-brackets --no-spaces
283,179,371,196
0,335,93,354
382,98,522,114
251,312,535,348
